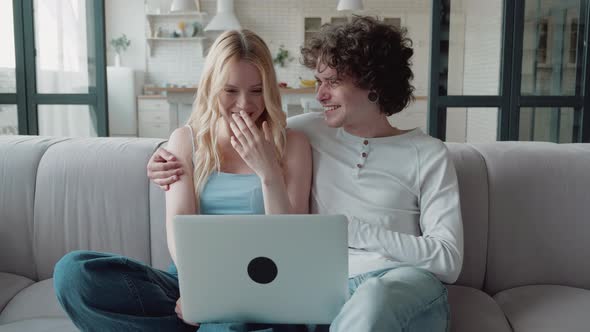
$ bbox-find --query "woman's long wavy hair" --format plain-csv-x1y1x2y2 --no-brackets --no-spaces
186,30,286,211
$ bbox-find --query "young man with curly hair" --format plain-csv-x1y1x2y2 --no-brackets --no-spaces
148,16,463,332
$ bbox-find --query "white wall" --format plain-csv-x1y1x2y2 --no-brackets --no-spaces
105,0,147,72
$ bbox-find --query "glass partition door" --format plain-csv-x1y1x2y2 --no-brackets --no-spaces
1,0,107,136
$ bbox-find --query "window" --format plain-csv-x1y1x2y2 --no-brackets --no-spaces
569,18,578,64
429,0,588,142
1,0,107,136
536,18,549,65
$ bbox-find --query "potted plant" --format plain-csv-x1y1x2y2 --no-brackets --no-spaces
273,45,293,68
110,34,131,67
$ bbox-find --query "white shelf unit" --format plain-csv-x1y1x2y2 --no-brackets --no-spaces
146,11,209,56
146,36,208,56
146,37,208,40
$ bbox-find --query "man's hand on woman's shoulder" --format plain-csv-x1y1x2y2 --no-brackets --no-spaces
147,147,183,191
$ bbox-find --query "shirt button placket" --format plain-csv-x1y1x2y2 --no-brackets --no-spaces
355,139,369,177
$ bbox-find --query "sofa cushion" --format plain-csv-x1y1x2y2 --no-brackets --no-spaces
447,285,511,332
474,142,590,294
0,318,77,332
494,285,590,332
0,278,67,325
33,137,165,280
0,136,69,280
445,144,489,289
0,273,34,312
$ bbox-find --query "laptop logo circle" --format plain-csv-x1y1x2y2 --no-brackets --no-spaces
247,257,278,284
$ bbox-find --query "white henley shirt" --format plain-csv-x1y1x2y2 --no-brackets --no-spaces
288,112,464,283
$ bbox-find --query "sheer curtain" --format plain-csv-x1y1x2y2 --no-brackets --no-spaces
0,0,18,135
36,0,97,137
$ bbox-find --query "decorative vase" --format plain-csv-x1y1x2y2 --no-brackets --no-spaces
114,53,121,67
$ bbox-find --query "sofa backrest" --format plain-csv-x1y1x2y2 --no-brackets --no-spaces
472,142,590,295
0,137,68,280
0,136,165,281
2,136,589,293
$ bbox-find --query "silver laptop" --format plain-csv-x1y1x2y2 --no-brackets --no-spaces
173,214,349,325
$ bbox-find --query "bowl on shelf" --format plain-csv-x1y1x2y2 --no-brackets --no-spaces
299,79,316,88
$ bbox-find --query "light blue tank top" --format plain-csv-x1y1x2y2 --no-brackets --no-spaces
185,125,265,215
200,172,265,215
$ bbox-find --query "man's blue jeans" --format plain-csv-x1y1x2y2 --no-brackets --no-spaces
54,251,449,332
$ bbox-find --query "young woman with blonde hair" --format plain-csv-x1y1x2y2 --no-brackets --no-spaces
53,30,312,332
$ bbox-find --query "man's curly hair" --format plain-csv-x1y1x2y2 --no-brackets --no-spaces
301,16,415,116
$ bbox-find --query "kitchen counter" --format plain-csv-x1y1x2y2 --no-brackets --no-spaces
142,86,318,117
140,86,427,119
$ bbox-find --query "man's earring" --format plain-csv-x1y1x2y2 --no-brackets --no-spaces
368,91,379,104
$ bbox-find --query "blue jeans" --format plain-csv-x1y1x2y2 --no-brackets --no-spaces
332,267,450,331
54,251,449,332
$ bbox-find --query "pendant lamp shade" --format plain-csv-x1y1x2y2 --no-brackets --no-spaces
337,0,363,11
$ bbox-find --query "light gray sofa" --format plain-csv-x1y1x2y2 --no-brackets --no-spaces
0,135,589,332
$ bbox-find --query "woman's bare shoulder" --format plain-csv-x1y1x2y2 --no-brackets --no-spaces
284,129,311,166
285,128,311,148
167,126,193,161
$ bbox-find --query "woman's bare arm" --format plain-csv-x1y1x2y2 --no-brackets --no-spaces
164,127,197,264
263,129,312,214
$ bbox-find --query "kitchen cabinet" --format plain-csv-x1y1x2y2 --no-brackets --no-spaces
304,17,322,47
303,16,401,46
384,17,401,28
138,96,177,138
139,87,319,126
